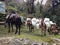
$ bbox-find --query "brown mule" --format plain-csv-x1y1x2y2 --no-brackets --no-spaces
40,19,46,36
50,24,59,35
27,20,34,32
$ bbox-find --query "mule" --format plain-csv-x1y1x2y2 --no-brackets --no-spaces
40,18,46,36
26,17,34,32
5,15,22,35
50,24,59,35
40,18,51,36
27,20,34,32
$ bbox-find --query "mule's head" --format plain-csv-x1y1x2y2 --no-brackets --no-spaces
4,18,10,28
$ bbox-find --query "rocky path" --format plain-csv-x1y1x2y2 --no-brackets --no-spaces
0,37,60,45
0,37,14,45
0,37,41,45
52,38,60,44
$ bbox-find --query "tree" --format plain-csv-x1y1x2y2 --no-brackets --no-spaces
26,0,35,14
45,0,60,26
35,1,40,18
51,0,60,26
39,0,43,17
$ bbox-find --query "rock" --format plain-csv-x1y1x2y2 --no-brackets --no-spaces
0,37,59,45
9,38,32,45
52,38,60,43
9,39,22,45
41,43,49,45
53,43,56,45
30,41,42,45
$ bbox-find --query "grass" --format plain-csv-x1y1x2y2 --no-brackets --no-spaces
0,25,60,43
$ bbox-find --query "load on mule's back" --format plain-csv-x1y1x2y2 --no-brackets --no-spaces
26,17,32,25
6,11,19,20
5,11,22,35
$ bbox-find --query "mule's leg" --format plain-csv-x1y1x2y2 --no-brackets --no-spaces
15,25,18,34
29,25,30,32
32,25,34,32
41,27,44,36
41,28,43,36
29,25,32,32
18,26,21,35
29,24,33,32
8,23,10,33
30,25,32,32
4,22,7,28
44,30,46,36
41,28,46,36
11,24,14,32
42,30,44,36
48,28,52,35
31,25,34,32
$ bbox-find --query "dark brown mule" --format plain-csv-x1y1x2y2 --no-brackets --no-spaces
5,15,22,35
40,18,46,36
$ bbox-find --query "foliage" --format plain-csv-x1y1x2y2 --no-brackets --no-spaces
43,0,60,26
26,0,35,14
6,6,17,11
